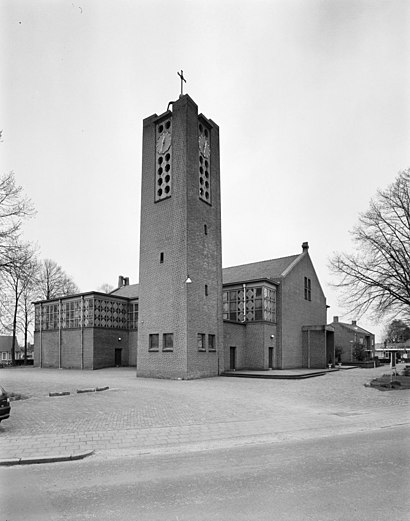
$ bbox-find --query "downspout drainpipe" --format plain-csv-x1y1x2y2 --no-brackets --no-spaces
39,303,43,368
58,299,62,369
307,329,311,369
242,284,246,321
81,296,84,370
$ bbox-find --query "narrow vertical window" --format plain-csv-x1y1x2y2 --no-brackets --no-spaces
205,284,208,296
304,277,311,301
197,333,206,351
160,252,164,264
208,334,216,351
204,224,208,235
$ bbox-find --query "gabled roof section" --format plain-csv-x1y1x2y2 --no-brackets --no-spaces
331,320,374,336
0,335,19,352
222,254,300,285
110,283,139,299
341,323,373,335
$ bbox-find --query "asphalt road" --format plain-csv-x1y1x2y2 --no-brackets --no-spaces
2,425,409,521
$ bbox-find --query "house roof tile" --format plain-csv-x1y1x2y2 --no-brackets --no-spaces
222,254,300,285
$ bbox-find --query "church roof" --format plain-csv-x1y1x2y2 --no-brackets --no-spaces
222,254,300,285
110,284,139,299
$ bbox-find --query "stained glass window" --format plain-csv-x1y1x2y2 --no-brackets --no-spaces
223,285,276,323
94,298,128,329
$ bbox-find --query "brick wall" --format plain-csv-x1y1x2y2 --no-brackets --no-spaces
128,330,138,366
302,329,327,368
34,330,59,368
223,322,246,370
93,329,129,369
137,95,222,379
245,322,277,370
281,254,327,368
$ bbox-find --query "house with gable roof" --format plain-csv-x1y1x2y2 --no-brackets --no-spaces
329,317,375,364
0,335,21,365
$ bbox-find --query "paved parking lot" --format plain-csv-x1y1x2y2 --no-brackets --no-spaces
1,365,409,462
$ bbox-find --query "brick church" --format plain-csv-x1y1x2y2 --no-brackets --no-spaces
34,93,334,378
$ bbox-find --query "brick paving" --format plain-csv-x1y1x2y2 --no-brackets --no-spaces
0,365,409,462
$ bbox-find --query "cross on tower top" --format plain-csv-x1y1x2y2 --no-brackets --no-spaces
177,70,186,97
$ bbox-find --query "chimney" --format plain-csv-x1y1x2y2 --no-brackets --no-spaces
352,320,357,326
302,242,309,253
333,316,339,323
124,277,129,286
118,276,124,288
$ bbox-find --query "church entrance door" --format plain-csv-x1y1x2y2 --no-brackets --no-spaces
115,348,122,367
230,346,236,370
269,347,274,369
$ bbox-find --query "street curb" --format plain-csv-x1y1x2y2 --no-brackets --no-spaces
0,450,94,467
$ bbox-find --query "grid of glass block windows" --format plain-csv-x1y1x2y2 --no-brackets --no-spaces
155,118,172,202
198,122,211,204
35,298,133,331
222,286,277,322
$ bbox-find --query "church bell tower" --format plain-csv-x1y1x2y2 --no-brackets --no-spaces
137,90,223,379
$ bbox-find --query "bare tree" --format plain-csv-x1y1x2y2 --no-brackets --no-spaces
329,169,410,321
0,172,35,271
97,283,114,294
36,259,80,300
0,242,37,364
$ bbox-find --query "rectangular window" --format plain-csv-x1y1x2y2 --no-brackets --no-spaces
205,284,208,296
163,333,174,351
41,303,59,330
254,287,263,320
208,334,216,351
149,334,159,351
160,252,164,263
263,287,277,322
197,333,206,351
64,300,81,328
128,301,139,329
304,277,311,301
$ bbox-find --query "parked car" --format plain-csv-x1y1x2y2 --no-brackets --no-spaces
0,386,11,422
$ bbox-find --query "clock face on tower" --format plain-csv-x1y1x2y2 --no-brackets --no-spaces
198,134,210,159
156,131,171,155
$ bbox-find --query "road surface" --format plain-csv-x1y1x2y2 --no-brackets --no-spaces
1,425,409,520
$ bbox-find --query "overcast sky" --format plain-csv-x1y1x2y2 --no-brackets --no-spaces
1,0,409,341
